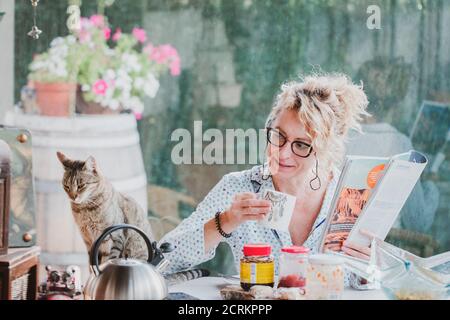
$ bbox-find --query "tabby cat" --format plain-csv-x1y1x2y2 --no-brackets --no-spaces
57,151,153,264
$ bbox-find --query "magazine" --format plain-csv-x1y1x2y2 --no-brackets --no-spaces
319,150,428,253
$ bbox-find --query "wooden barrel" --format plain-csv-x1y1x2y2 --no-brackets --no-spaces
4,111,148,278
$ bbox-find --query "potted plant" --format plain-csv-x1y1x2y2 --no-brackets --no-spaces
74,15,181,119
28,36,81,117
27,14,181,119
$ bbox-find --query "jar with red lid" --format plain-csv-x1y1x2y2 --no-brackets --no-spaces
277,246,310,289
240,244,274,291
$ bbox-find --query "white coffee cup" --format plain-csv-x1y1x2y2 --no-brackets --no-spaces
259,190,296,231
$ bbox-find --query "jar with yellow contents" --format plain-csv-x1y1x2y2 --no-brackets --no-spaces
306,254,344,300
240,244,274,291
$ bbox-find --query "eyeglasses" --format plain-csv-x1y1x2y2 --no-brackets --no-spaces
266,127,313,158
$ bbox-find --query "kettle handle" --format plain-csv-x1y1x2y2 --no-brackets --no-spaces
89,224,154,275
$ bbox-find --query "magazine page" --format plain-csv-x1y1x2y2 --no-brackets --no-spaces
320,156,389,253
347,151,428,247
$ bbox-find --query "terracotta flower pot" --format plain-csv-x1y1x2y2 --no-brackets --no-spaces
34,82,77,117
75,86,123,115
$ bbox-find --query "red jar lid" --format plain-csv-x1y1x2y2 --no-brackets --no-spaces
281,246,310,254
243,244,272,256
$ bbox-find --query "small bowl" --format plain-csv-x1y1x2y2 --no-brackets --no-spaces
382,284,449,300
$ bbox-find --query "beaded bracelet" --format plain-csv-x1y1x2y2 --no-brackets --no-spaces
215,212,232,238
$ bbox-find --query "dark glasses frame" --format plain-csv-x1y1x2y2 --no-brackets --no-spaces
266,127,313,158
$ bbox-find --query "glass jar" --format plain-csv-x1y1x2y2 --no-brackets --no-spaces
306,254,344,300
278,246,310,289
240,244,274,291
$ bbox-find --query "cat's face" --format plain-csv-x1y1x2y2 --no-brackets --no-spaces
57,152,100,204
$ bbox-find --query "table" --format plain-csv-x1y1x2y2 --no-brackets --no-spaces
169,276,389,300
0,246,40,300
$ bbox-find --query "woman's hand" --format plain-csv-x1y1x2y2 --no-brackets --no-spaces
204,192,271,253
221,192,271,232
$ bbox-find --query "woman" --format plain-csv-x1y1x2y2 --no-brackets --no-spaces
160,73,374,289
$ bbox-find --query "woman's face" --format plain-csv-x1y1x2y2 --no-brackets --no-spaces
267,108,315,180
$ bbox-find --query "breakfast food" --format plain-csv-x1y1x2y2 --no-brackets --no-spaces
278,274,306,288
250,285,274,299
273,288,305,300
392,289,445,300
220,285,274,300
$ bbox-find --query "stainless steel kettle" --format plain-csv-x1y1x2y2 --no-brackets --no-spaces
83,224,174,300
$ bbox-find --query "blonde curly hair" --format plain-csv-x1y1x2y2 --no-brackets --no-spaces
266,73,370,172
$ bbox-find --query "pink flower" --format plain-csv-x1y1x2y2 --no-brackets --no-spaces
160,44,178,57
148,44,180,63
132,27,147,44
80,17,91,29
145,43,181,75
134,112,143,120
90,15,105,28
143,43,154,55
93,80,108,96
170,58,181,76
112,28,122,42
103,27,111,40
78,30,91,44
149,48,167,64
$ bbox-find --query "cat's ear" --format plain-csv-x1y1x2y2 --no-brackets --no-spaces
57,151,71,169
57,151,67,163
84,156,98,174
